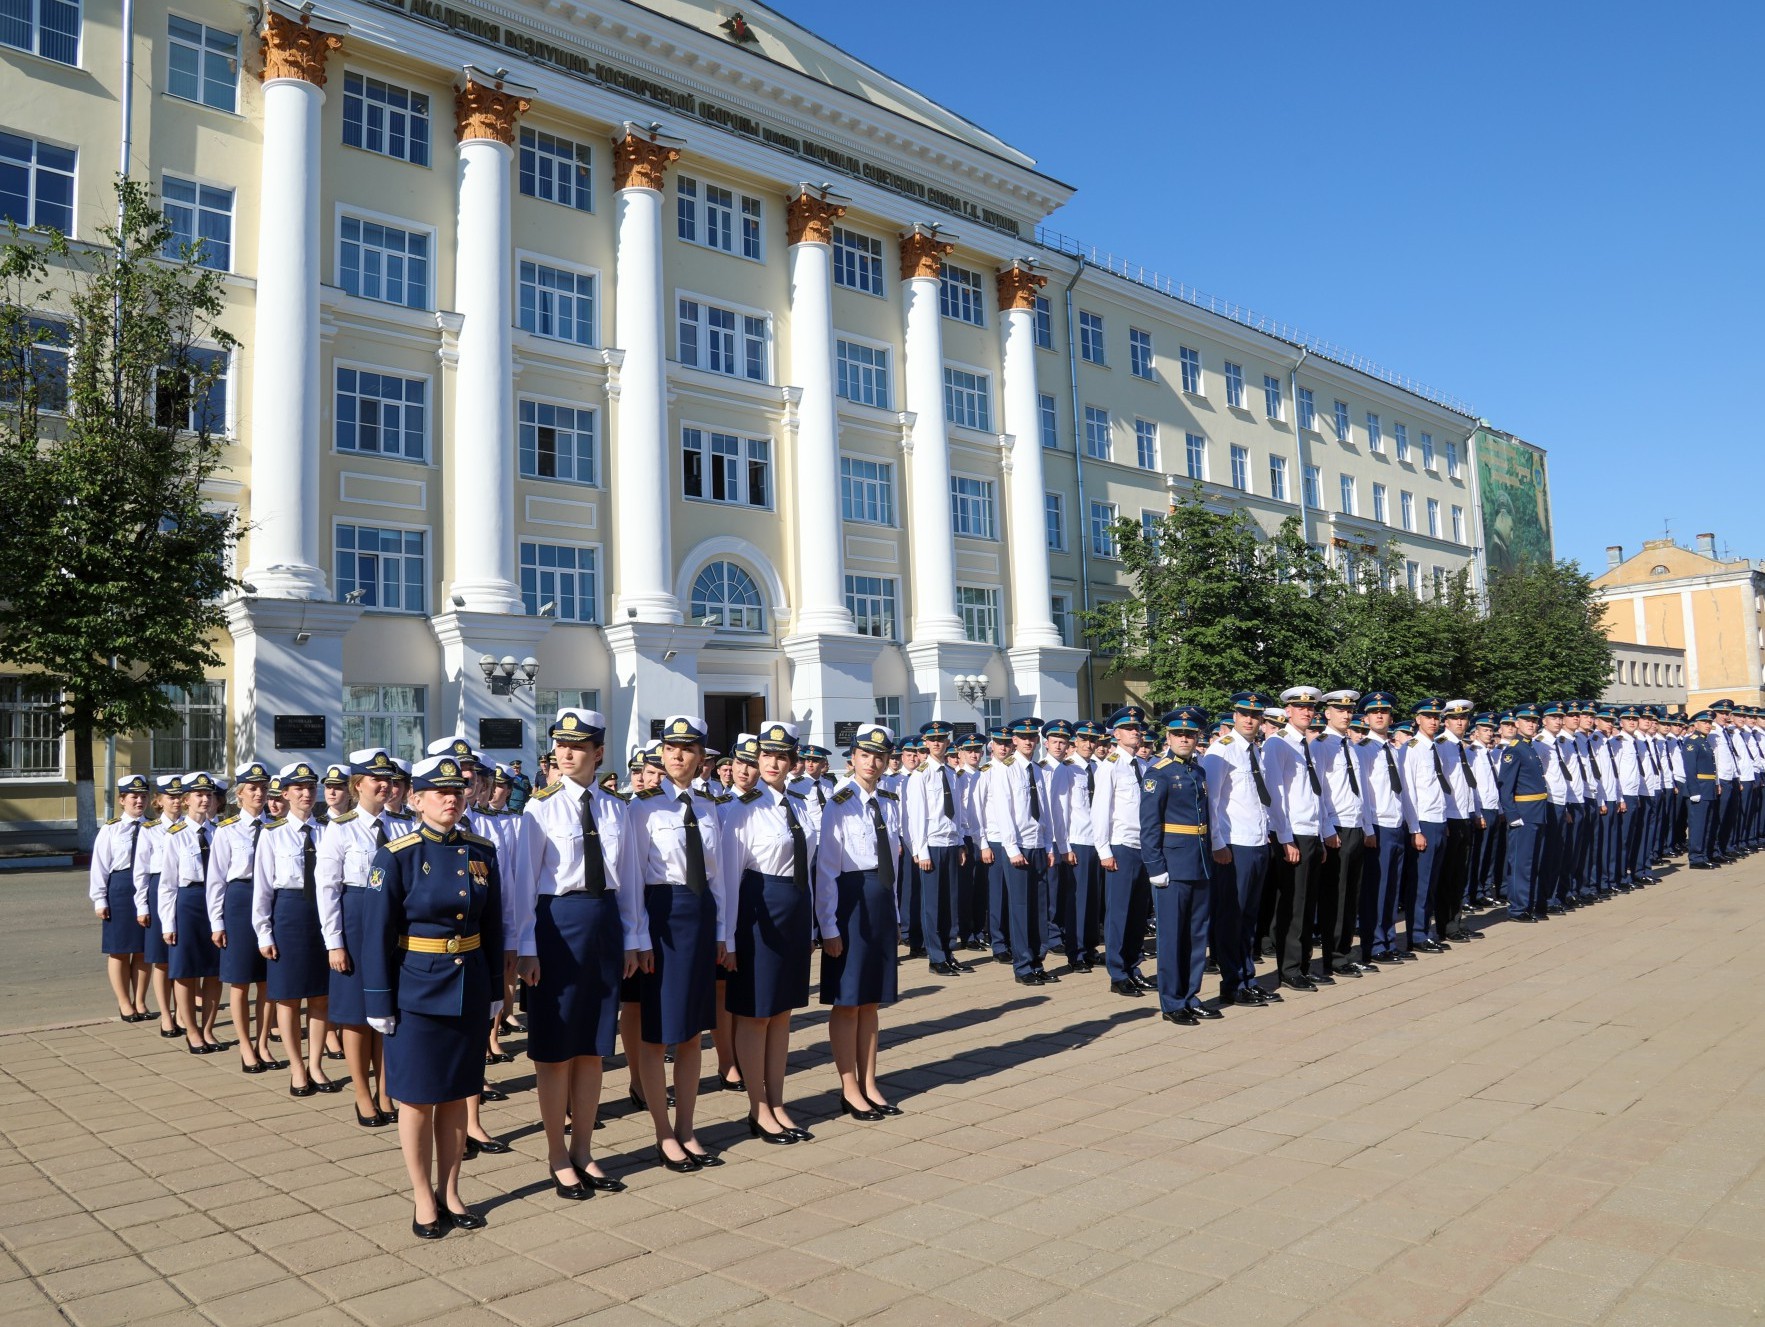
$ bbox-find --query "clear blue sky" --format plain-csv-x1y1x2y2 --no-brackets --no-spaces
800,1,1765,572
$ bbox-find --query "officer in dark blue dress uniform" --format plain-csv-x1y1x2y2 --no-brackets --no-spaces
1141,707,1222,1025
1497,705,1551,922
1684,711,1720,867
361,755,503,1238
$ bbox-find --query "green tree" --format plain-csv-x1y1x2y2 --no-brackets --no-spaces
0,178,240,847
1472,561,1613,710
1323,549,1480,703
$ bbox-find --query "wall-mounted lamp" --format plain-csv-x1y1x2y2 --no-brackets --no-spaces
479,653,539,696
954,673,988,706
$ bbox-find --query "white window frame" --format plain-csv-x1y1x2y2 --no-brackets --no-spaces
341,69,432,167
160,171,234,271
1303,464,1322,510
1224,361,1245,409
839,454,895,527
1371,482,1388,524
1083,405,1111,461
950,473,998,541
676,172,763,261
1179,346,1202,395
0,131,76,234
1038,392,1058,449
956,585,1002,645
1297,387,1315,432
1263,374,1282,421
691,560,767,633
1050,592,1074,646
156,339,233,438
1229,444,1250,492
334,359,430,464
1333,399,1350,442
1129,327,1153,380
1339,473,1356,516
1366,412,1382,453
681,423,772,510
4,0,81,66
834,332,891,410
1421,432,1437,471
165,12,237,112
0,676,64,781
1044,491,1066,551
334,204,434,311
332,518,429,615
1089,500,1119,559
938,261,986,326
150,681,226,775
517,125,593,212
1033,294,1053,349
844,573,900,641
517,395,598,486
519,538,600,624
1446,440,1461,478
1134,418,1158,471
1268,454,1288,503
342,685,427,764
1077,310,1106,365
516,250,600,348
832,226,884,296
942,362,992,434
1451,504,1465,543
1427,497,1441,537
1400,490,1415,531
1184,432,1206,482
1394,423,1410,462
675,289,772,384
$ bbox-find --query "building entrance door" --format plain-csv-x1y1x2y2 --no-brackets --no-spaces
705,694,765,759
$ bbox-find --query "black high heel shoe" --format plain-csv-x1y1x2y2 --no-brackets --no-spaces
240,1057,268,1075
864,1093,903,1117
551,1167,592,1201
186,1041,212,1056
654,1145,700,1173
748,1115,797,1145
574,1165,626,1193
784,1125,815,1142
159,1024,185,1039
841,1096,885,1122
411,1215,447,1240
443,1204,485,1230
289,1076,317,1098
355,1108,389,1128
312,1076,343,1095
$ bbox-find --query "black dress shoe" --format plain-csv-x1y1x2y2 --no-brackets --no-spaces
411,1216,448,1240
1411,939,1446,954
1193,1005,1224,1020
864,1094,902,1117
356,1108,389,1128
682,1147,724,1167
1311,972,1336,985
1460,928,1485,940
841,1096,885,1122
444,1205,486,1230
1129,972,1156,991
1226,989,1265,1007
289,1080,317,1098
312,1076,344,1094
992,953,1012,964
1330,965,1363,978
464,1136,510,1159
749,1115,798,1144
1204,958,1220,973
575,1166,627,1192
720,1075,745,1092
1163,1009,1200,1026
1511,913,1539,923
1282,976,1318,992
929,961,962,975
784,1127,815,1142
905,947,927,959
323,1047,346,1061
240,1058,268,1074
1259,986,1283,1002
552,1172,593,1200
480,1085,508,1103
160,1024,185,1039
654,1146,700,1173
1015,972,1048,986
1033,969,1060,983
1109,980,1143,997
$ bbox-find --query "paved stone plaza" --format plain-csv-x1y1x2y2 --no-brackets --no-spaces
3,865,1763,1326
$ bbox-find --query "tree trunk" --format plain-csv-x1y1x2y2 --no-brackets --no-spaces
73,716,98,851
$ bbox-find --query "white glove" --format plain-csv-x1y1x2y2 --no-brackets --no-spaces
1509,819,1523,828
1689,795,1701,803
368,1016,396,1036
1149,874,1170,888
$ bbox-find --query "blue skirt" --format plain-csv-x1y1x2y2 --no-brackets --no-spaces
266,888,328,1002
168,888,221,980
529,892,622,1061
220,879,266,986
100,868,144,955
819,869,899,1008
327,886,369,1029
727,870,811,1019
386,1007,488,1104
639,884,716,1046
144,874,170,964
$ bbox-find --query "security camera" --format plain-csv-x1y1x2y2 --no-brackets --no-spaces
451,593,467,609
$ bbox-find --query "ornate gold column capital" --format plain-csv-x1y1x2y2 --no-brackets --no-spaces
996,261,1047,312
259,9,344,87
454,69,532,146
787,191,847,246
899,227,954,282
613,132,681,192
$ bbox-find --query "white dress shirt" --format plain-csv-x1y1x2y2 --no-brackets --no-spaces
905,759,967,853
629,782,733,946
513,775,649,956
1263,726,1338,838
1049,755,1096,849
314,807,403,951
1438,731,1479,820
812,783,902,941
1316,730,1373,835
1471,741,1504,812
722,782,820,882
1090,747,1147,850
982,754,1057,857
205,812,265,932
133,818,173,919
1361,736,1420,832
1201,732,1290,850
252,813,325,947
157,816,214,935
89,814,145,913
1402,736,1452,823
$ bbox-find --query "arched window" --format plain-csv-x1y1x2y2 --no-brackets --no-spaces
691,560,764,631
1650,564,1671,576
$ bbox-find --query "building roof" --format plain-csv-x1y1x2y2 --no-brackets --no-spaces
1595,539,1764,591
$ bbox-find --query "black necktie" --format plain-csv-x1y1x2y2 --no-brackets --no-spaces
1085,760,1095,800
1383,743,1404,795
814,782,826,809
1340,738,1360,795
1247,743,1272,807
1300,737,1322,795
1431,741,1449,792
678,793,706,894
867,796,894,892
1026,763,1042,821
940,765,955,821
374,817,388,849
199,825,211,875
781,794,808,888
1461,741,1479,791
125,821,140,870
580,789,607,896
301,824,316,888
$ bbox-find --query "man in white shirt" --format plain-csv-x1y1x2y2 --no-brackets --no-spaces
905,721,971,977
1399,699,1452,953
1359,693,1423,964
1092,707,1156,996
1049,720,1103,972
1261,687,1340,993
1316,691,1375,978
982,718,1060,986
1469,713,1506,905
952,732,988,950
1436,699,1486,943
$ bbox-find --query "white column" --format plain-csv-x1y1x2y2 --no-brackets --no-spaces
447,70,531,615
787,190,856,635
997,265,1060,648
899,227,963,642
612,125,683,624
245,10,344,598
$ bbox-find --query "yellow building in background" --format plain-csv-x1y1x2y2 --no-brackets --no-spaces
1594,535,1765,710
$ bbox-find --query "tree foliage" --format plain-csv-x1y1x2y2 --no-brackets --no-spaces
0,178,240,842
1086,487,1610,714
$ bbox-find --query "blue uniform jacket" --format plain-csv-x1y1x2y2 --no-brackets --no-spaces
1684,734,1718,789
360,822,503,1021
1496,739,1549,819
1138,752,1212,882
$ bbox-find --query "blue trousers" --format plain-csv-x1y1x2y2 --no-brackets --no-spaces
989,843,1047,978
1479,816,1507,901
1536,805,1563,914
1625,797,1651,879
1365,825,1409,956
1208,843,1269,997
1505,806,1546,918
1051,843,1100,959
1101,844,1151,983
899,850,924,951
1716,781,1740,856
1152,877,1209,1012
1687,789,1715,865
1403,821,1446,946
987,847,1010,957
917,845,961,965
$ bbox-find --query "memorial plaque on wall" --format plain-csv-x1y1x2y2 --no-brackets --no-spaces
649,719,665,740
273,715,326,751
833,720,861,750
951,721,978,737
478,718,524,750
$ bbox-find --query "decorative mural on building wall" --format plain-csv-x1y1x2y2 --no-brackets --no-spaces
1477,428,1553,574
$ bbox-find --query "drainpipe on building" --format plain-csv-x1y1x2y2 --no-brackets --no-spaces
1289,347,1310,546
1062,262,1097,714
109,0,133,823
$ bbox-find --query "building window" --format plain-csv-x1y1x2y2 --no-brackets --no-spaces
1032,295,1052,349
538,689,602,723
942,366,991,432
1135,418,1158,470
1044,491,1066,551
1297,387,1315,432
839,456,894,526
0,673,59,778
844,575,898,640
518,260,595,346
1446,440,1460,477
1230,444,1250,492
0,132,74,233
1224,361,1244,409
677,298,768,382
1078,310,1105,364
873,695,903,730
337,367,426,462
156,346,228,435
1366,412,1382,453
1303,465,1322,510
1,316,68,412
957,586,1001,645
3,0,79,65
166,15,236,111
676,175,762,259
342,72,430,166
1089,501,1119,558
1432,565,1446,597
835,339,890,408
1179,346,1201,394
149,682,224,773
1333,399,1350,441
1039,392,1058,449
518,126,592,210
939,262,985,325
1427,497,1441,537
1394,424,1410,462
1421,432,1437,470
1268,454,1288,502
1129,327,1153,379
1371,482,1387,524
950,476,997,540
520,542,597,623
334,524,426,613
1140,510,1162,551
1451,504,1465,543
339,215,429,309
160,175,233,270
1050,593,1073,646
682,427,770,508
1400,491,1415,531
1184,432,1206,482
1405,560,1420,594
1339,474,1356,515
517,399,595,484
1083,405,1111,460
832,227,883,295
342,685,426,764
691,561,765,631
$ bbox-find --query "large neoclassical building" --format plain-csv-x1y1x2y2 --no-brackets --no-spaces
1,0,1507,822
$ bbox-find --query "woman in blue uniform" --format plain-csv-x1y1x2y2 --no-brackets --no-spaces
90,775,153,1022
514,709,645,1199
815,725,904,1122
137,776,184,1037
721,723,819,1143
627,716,731,1170
360,755,503,1238
252,763,338,1097
316,748,403,1127
207,762,281,1073
162,771,226,1050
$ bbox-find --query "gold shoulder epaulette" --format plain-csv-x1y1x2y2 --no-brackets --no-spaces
831,786,856,805
217,814,240,827
739,789,762,803
105,815,120,826
167,821,187,835
458,829,493,847
531,782,562,801
636,786,663,800
877,788,898,801
386,831,422,851
332,810,359,825
1219,734,1235,746
264,816,288,830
